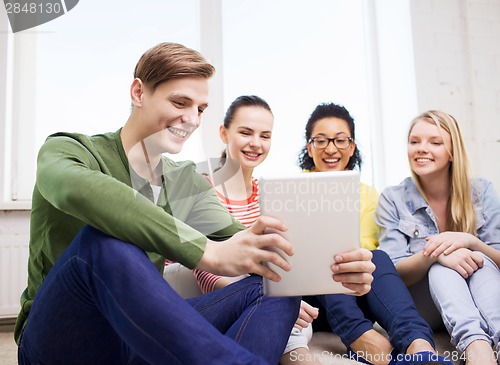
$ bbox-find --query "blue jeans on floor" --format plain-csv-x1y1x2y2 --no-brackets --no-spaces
18,225,300,365
309,250,435,353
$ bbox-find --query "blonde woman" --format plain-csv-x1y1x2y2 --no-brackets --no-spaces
376,110,500,365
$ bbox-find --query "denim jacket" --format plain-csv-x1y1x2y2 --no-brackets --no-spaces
375,177,500,264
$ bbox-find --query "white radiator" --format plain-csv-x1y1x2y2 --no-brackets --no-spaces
0,234,29,318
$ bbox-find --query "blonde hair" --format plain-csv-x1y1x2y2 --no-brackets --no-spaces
408,110,477,234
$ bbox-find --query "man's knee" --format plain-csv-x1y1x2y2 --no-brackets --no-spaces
75,225,147,267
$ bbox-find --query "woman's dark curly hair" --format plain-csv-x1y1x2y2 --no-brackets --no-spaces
297,103,362,171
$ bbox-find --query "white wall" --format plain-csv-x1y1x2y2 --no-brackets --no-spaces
0,211,29,318
409,0,500,191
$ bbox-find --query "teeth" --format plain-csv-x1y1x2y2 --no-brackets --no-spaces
324,158,339,163
244,152,259,157
168,127,188,138
416,158,431,162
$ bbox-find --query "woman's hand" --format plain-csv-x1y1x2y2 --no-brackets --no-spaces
331,248,375,296
294,301,319,330
436,248,484,278
423,232,481,257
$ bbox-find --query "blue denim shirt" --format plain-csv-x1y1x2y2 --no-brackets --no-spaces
375,177,500,264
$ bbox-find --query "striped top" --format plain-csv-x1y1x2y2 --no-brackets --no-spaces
216,178,260,228
193,178,260,293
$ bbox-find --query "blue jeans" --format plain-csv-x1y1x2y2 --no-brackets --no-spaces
18,225,300,365
309,250,435,353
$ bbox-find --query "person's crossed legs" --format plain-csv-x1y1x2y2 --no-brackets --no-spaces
18,225,300,365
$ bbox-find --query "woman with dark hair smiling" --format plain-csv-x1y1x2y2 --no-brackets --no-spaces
297,102,454,365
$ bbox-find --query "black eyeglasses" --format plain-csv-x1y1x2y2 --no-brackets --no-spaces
308,136,353,150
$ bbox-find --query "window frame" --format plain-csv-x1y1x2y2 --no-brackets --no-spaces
0,10,33,210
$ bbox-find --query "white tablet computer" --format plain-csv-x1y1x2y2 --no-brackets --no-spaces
259,170,360,297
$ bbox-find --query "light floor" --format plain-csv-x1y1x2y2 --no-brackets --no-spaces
1,330,17,365
0,326,459,365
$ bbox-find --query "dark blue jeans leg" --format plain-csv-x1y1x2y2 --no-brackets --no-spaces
188,275,301,365
315,250,435,353
362,250,435,352
315,290,373,347
18,225,298,365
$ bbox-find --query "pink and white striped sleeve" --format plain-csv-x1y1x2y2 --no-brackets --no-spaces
193,269,222,294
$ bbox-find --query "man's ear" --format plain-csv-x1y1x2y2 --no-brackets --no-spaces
130,78,144,107
219,125,228,144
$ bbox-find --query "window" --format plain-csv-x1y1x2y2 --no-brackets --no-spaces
2,0,202,202
221,0,375,183
1,0,417,205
